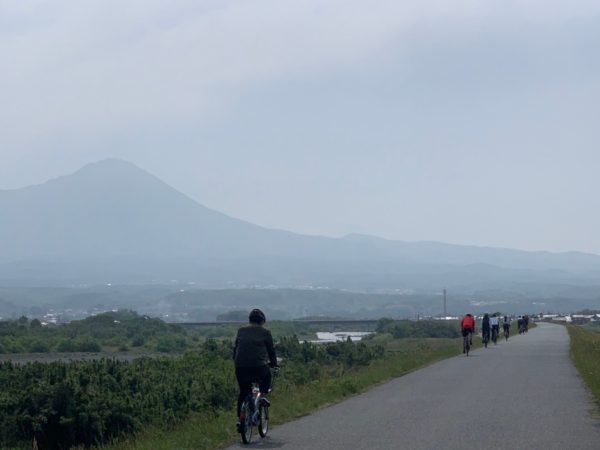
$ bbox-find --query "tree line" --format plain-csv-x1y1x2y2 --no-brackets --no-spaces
0,311,192,354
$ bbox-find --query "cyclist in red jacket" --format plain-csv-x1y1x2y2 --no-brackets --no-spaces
461,313,476,350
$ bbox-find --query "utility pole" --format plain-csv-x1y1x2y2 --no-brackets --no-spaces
443,288,447,317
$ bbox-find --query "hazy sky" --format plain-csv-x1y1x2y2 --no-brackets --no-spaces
2,1,600,253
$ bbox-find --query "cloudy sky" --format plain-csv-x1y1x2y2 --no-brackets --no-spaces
2,0,599,253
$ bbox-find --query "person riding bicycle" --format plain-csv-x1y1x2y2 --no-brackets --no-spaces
523,314,530,332
490,314,500,342
503,315,511,334
460,313,475,352
517,316,524,334
481,313,490,344
233,309,278,430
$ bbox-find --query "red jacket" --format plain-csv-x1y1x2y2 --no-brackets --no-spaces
461,315,475,330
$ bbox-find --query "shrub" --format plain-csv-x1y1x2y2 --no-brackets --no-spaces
155,334,186,353
27,338,50,353
56,339,77,352
76,337,101,352
131,335,145,347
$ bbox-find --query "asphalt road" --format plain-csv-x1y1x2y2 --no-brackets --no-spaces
228,323,600,449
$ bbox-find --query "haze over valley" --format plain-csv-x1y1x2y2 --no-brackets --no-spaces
1,159,598,320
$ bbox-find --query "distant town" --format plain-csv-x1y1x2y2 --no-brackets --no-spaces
1,307,597,327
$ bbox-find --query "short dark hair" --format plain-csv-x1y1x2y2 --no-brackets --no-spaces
249,308,266,324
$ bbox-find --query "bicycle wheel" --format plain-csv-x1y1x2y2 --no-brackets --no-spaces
258,404,269,437
240,402,253,444
464,336,470,356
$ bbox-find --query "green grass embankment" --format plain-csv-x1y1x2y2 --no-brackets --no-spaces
567,325,600,407
104,338,462,450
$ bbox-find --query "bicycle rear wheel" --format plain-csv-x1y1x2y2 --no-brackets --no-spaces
240,402,253,444
258,404,269,437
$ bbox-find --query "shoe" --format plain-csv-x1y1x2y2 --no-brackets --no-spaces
236,421,242,432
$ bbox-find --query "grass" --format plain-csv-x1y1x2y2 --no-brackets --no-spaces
567,324,600,409
103,338,463,450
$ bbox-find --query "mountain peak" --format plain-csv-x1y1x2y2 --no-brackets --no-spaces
59,158,168,191
73,158,146,177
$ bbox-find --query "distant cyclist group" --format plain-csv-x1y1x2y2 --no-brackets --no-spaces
460,312,531,355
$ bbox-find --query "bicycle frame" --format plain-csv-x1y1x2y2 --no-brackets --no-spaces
249,385,262,424
239,366,279,444
463,331,471,356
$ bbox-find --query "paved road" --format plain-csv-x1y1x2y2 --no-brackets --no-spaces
228,323,600,449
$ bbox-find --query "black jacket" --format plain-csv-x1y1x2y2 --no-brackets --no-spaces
481,317,490,332
233,324,277,368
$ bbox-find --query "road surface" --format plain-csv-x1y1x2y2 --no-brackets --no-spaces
228,323,600,449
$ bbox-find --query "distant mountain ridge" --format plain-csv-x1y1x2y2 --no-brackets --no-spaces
340,233,600,273
1,159,599,287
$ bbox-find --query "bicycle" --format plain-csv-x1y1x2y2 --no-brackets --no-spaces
482,330,489,348
239,366,279,444
462,330,472,356
491,327,498,345
503,326,509,341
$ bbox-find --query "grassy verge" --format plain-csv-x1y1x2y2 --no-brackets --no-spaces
567,325,600,408
104,338,462,450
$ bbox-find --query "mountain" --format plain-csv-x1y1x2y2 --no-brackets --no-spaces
0,159,287,261
1,159,599,288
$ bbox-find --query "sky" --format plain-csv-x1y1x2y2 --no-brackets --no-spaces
1,0,600,254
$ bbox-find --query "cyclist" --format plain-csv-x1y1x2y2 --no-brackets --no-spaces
460,313,476,353
233,309,278,430
481,313,491,346
490,314,500,343
503,315,511,337
517,316,524,334
523,314,530,332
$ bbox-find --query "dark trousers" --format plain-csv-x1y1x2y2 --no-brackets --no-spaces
482,327,490,340
236,366,272,417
